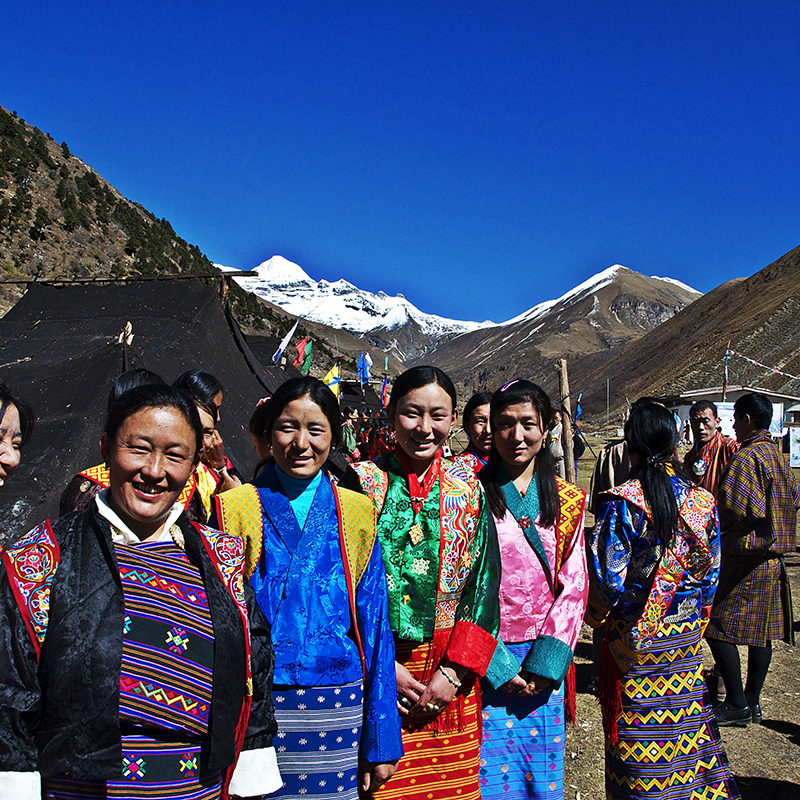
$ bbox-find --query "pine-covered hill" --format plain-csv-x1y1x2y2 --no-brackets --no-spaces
0,105,222,308
0,105,381,377
0,106,283,334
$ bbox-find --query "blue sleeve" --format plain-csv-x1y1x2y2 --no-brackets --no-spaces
588,497,633,619
356,538,403,764
701,507,721,611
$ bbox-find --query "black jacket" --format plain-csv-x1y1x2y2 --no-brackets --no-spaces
0,505,276,780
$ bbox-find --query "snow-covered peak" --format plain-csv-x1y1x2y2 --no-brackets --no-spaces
501,264,699,326
252,255,315,287
650,275,700,294
217,255,491,338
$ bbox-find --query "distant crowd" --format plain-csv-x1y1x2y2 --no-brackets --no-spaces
0,366,796,800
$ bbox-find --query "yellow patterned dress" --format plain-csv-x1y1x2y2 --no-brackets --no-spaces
588,476,740,800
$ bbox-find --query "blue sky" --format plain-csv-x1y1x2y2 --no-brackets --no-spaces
2,2,799,323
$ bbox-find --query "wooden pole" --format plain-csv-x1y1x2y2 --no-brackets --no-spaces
559,358,576,482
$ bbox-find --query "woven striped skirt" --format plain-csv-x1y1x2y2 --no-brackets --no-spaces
375,640,482,800
43,736,222,799
480,643,565,799
605,618,740,800
271,680,363,799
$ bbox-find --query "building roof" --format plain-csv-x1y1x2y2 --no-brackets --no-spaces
662,385,800,405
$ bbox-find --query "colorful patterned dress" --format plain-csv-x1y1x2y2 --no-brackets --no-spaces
0,501,278,800
449,447,488,482
343,450,501,800
45,539,223,799
588,475,740,800
480,473,588,800
214,462,402,800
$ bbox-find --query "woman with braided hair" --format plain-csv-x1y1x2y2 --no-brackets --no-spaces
588,402,740,800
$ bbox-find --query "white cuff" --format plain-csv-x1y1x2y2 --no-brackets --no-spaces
228,746,282,797
0,772,40,800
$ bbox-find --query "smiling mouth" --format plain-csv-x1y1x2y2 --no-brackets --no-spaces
133,481,166,496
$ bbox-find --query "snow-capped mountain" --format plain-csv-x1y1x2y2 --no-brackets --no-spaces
419,264,701,391
217,255,491,339
502,265,698,326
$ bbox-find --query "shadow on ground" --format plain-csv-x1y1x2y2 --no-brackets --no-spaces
760,718,800,747
736,776,800,800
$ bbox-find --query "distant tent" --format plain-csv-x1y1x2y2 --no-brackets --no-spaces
0,279,295,543
339,380,383,413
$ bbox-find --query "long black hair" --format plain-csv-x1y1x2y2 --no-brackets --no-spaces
0,379,35,446
104,384,203,459
387,365,457,414
173,371,220,424
261,376,343,451
480,379,559,528
624,402,682,544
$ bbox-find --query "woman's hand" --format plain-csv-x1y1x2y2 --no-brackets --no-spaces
520,671,553,695
500,674,529,695
412,664,466,719
202,428,227,471
359,759,399,796
396,661,425,716
413,669,455,719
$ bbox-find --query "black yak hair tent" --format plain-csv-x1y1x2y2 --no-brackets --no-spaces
0,278,295,543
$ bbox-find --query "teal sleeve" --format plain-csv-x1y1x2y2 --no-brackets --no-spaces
521,635,574,684
484,639,521,689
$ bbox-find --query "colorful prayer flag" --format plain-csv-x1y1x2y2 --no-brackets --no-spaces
323,363,341,399
381,375,389,407
357,352,373,385
293,336,313,374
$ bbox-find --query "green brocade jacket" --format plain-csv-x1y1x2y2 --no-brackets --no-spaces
344,452,501,675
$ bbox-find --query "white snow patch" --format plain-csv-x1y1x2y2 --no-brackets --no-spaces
649,275,701,294
215,255,493,337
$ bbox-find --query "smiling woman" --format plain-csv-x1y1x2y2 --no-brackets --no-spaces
100,403,198,539
477,379,588,800
0,378,35,489
213,377,402,800
0,384,281,800
342,366,501,800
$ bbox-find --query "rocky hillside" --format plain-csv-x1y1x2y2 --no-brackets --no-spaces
423,265,700,398
577,245,800,417
0,105,219,311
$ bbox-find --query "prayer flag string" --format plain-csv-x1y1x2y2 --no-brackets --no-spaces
725,349,800,383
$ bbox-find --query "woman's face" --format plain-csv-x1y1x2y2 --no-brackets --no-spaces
493,401,546,471
0,402,22,487
197,406,216,457
390,383,455,469
101,405,197,539
271,395,332,479
465,403,492,457
251,431,272,461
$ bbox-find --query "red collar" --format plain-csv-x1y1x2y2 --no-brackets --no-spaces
397,447,442,514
